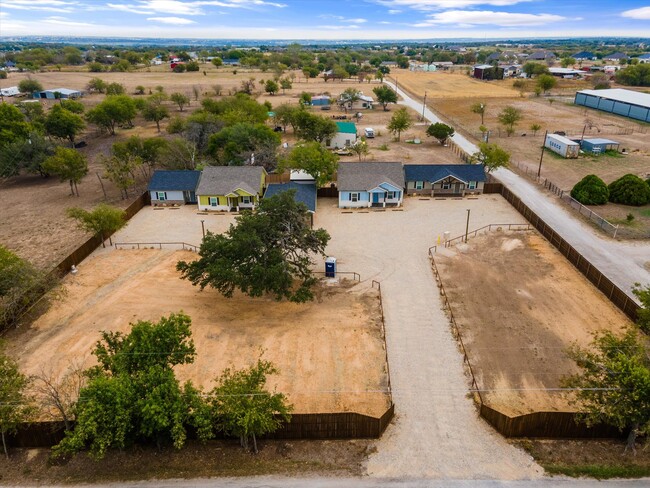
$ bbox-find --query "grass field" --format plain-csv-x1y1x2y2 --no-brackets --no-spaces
435,232,632,416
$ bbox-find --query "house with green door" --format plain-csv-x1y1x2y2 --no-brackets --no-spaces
196,166,266,212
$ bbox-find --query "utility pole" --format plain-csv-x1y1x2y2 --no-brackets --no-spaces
538,130,548,179
421,91,427,122
465,209,471,243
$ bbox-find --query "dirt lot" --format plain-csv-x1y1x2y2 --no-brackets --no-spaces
392,69,521,99
5,248,390,417
435,232,632,416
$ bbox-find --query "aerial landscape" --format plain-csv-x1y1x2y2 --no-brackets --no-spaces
1,1,650,487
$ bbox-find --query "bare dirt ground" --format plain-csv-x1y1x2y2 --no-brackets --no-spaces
392,69,521,99
5,248,390,417
435,232,632,416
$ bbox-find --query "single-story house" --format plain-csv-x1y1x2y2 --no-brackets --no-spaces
637,53,650,64
338,162,404,208
196,166,266,212
528,50,556,62
604,52,628,62
339,92,374,110
326,121,357,149
311,95,331,107
573,51,596,61
432,61,454,69
473,65,504,80
580,138,620,154
404,164,486,197
148,170,201,206
264,181,317,213
0,86,21,97
409,61,436,72
33,88,82,99
221,58,240,66
501,65,521,77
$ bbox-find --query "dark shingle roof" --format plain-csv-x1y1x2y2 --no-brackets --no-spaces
337,162,404,192
264,182,317,212
404,164,486,184
147,170,201,191
196,166,265,196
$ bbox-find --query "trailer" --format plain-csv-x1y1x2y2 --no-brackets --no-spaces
545,133,580,159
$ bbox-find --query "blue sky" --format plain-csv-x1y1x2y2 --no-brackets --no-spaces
1,1,650,39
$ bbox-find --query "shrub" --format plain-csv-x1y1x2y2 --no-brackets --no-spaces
608,174,650,206
173,64,187,73
0,71,7,80
570,175,609,205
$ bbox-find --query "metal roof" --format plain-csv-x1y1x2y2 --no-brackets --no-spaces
577,89,650,109
264,182,317,213
547,133,579,146
404,164,486,184
336,121,357,134
196,166,265,196
147,170,201,192
582,138,619,145
43,88,81,95
337,162,404,192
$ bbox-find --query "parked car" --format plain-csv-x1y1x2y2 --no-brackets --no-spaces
364,128,375,138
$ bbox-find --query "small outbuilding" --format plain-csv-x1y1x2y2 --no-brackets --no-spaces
148,170,201,205
473,64,504,80
326,122,357,149
545,133,580,158
580,138,620,154
34,88,82,99
0,86,21,97
311,95,331,107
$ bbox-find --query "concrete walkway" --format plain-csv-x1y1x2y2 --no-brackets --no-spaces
385,81,650,295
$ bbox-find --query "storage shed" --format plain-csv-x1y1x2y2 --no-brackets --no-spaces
311,95,330,107
34,88,82,99
545,133,579,158
580,138,620,154
574,89,650,123
473,64,504,80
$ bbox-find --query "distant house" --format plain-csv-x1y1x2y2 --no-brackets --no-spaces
196,166,266,212
33,88,82,99
409,61,436,72
432,61,454,69
528,51,556,62
338,92,374,110
337,162,404,208
549,67,584,78
148,170,201,205
404,164,486,197
604,52,629,62
380,61,398,68
473,64,504,80
638,53,650,64
326,122,357,149
501,65,521,77
221,58,240,66
573,51,596,61
264,181,317,214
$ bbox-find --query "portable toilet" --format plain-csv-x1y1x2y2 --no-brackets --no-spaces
325,257,337,278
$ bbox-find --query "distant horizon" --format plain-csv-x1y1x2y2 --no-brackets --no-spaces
1,1,650,40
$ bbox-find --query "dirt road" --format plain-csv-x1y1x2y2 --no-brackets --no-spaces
387,81,650,297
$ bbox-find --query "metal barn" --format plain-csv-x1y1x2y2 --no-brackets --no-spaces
574,89,650,123
580,138,620,154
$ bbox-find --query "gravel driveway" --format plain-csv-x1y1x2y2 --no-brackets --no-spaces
316,198,542,480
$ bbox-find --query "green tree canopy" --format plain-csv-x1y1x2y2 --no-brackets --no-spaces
53,313,212,459
17,78,43,94
633,283,650,334
44,104,85,146
0,132,56,178
522,62,550,77
608,174,650,206
201,93,268,126
616,64,650,87
562,328,650,452
279,141,339,187
472,142,510,173
294,112,338,143
570,174,609,205
66,204,127,247
142,98,170,133
470,102,487,125
86,95,137,135
372,85,398,111
170,92,190,112
387,107,412,141
536,74,557,94
426,122,455,145
264,79,279,95
211,358,292,453
0,346,34,458
177,191,330,303
208,123,280,166
0,104,31,147
497,106,523,136
42,147,88,196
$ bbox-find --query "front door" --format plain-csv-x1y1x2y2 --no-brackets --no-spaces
372,193,380,204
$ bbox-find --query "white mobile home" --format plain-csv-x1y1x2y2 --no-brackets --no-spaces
545,134,579,159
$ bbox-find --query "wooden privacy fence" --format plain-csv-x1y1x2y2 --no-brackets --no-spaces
317,186,339,198
8,406,396,448
265,172,291,184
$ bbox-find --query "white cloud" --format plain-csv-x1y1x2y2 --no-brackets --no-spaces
416,9,565,27
318,24,360,30
147,15,196,23
41,15,94,26
621,6,650,20
376,0,531,10
1,0,76,12
388,9,402,14
105,0,285,16
319,14,367,23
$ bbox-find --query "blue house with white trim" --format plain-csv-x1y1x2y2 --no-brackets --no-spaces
337,162,404,208
404,164,486,197
148,170,201,205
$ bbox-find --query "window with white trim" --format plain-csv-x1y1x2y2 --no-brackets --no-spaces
241,196,251,204
350,192,359,202
442,182,451,190
415,181,424,190
468,181,477,190
209,197,218,206
387,191,395,199
157,191,166,201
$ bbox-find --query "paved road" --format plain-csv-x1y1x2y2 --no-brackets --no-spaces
386,81,650,296
56,476,650,487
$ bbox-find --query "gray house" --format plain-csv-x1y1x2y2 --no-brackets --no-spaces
337,162,404,208
148,170,201,205
404,164,486,197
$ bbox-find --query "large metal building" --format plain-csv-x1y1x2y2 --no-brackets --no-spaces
574,88,650,123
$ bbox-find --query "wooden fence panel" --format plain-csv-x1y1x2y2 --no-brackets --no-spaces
317,186,339,198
